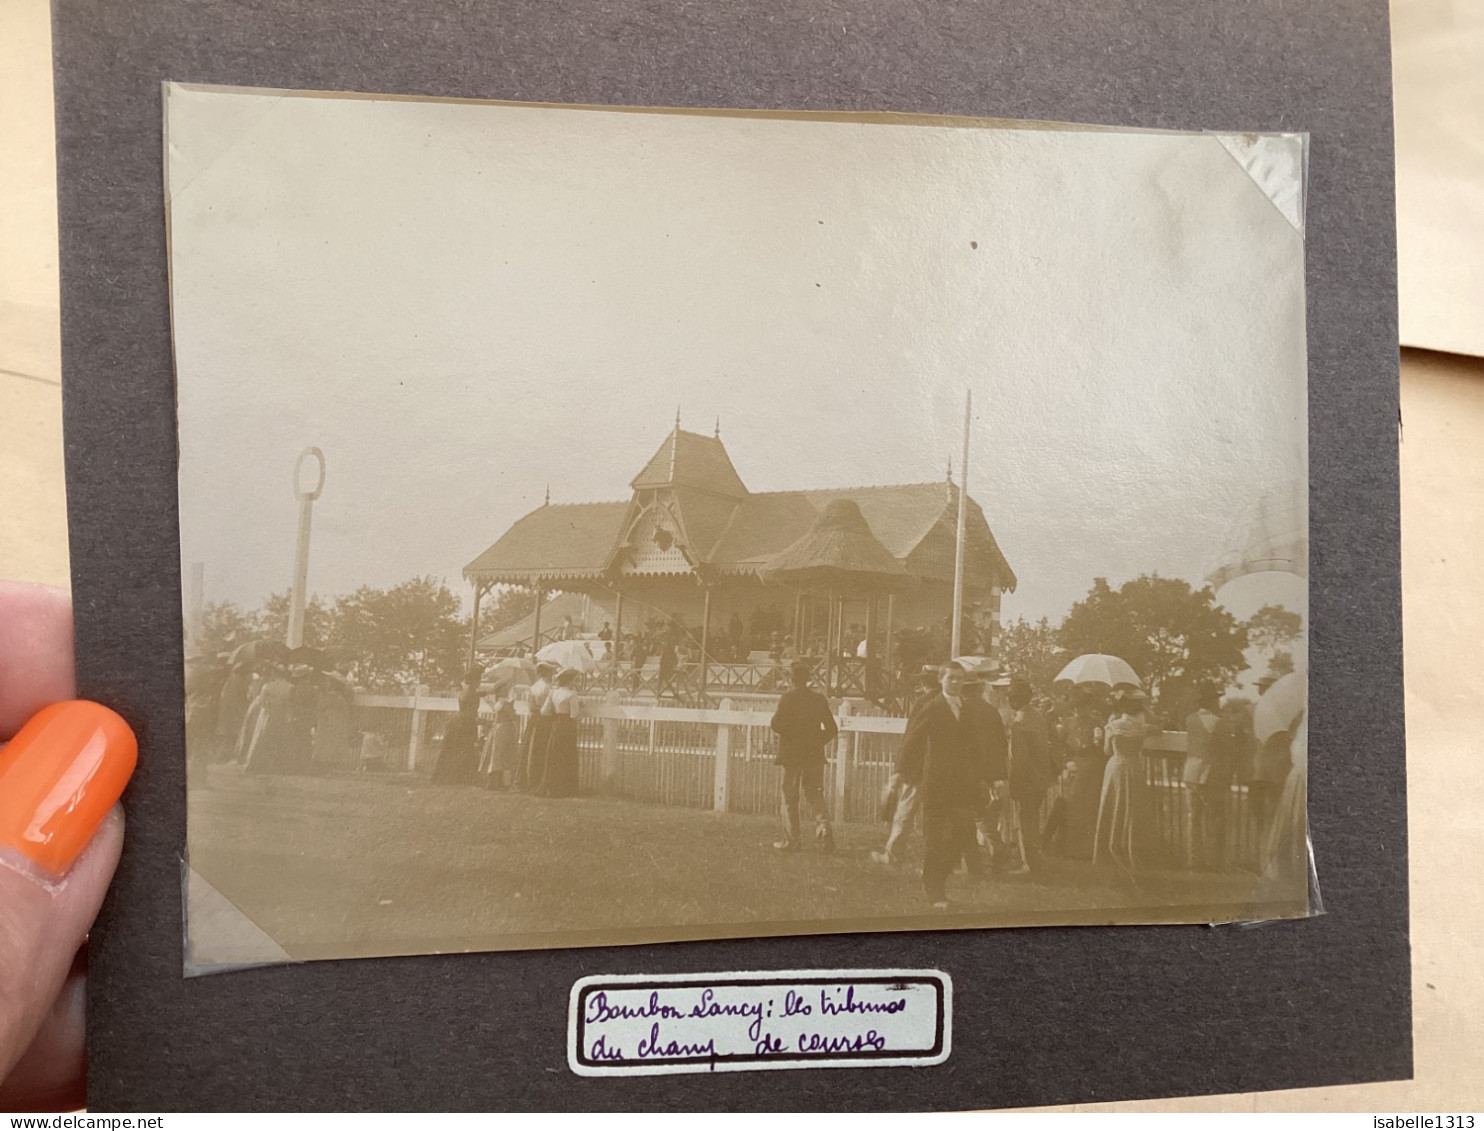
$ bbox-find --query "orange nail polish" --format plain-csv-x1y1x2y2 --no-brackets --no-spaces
0,701,137,878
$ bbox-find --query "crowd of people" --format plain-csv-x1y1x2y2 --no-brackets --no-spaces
185,644,591,793
184,654,356,775
769,658,1307,909
189,636,1305,912
430,661,584,798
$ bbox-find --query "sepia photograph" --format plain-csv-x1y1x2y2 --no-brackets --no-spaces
166,84,1310,969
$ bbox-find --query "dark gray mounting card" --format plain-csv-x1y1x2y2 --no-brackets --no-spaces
56,0,1407,1111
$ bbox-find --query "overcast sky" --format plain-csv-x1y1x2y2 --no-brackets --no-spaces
168,86,1307,628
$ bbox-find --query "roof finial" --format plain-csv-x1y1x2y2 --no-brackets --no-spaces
946,456,953,484
714,415,721,440
544,483,550,506
675,405,682,433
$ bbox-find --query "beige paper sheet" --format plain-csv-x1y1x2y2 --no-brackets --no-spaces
1394,0,1484,358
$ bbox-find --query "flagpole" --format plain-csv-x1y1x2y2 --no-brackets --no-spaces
950,389,971,658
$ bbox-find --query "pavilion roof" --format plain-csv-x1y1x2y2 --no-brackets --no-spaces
463,500,629,585
708,483,952,568
465,485,1015,590
630,428,748,497
463,427,1017,591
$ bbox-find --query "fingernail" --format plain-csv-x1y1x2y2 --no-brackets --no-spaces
0,701,137,877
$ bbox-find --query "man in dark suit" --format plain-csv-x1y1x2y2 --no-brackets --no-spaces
871,667,946,866
770,661,839,851
897,662,1004,908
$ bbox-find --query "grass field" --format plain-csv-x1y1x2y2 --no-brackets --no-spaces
188,766,1270,961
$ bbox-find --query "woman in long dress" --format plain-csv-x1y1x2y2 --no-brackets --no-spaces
1093,691,1160,876
482,688,521,789
214,662,254,763
1249,725,1293,849
312,666,355,769
534,668,582,797
519,662,557,790
1060,700,1108,860
243,666,294,774
184,657,223,779
284,666,318,774
433,669,484,785
1261,716,1309,899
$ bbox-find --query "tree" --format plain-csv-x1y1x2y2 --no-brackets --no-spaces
256,590,333,648
482,586,540,636
997,616,1067,690
196,600,264,659
330,577,470,693
1058,575,1249,700
1244,603,1303,681
199,580,470,692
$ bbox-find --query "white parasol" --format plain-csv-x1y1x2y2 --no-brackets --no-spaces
1254,670,1307,743
1053,653,1141,688
536,638,599,674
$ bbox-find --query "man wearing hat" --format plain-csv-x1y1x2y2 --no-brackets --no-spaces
872,666,948,866
770,661,839,851
896,661,1005,908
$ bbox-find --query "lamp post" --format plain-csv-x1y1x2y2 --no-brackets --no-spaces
287,446,326,649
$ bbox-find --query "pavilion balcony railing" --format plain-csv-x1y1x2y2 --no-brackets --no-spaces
593,655,895,704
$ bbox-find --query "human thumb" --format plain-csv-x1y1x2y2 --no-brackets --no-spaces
0,703,135,1097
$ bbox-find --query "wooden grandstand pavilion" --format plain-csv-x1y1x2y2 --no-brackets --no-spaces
463,418,1017,700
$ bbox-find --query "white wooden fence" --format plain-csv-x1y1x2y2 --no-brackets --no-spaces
344,691,1262,868
349,690,907,823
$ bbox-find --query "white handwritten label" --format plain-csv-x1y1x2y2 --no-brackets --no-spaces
568,969,951,1076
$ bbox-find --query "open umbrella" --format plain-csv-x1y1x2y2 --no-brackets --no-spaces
1054,653,1141,688
487,655,537,688
1254,670,1307,743
536,638,598,674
